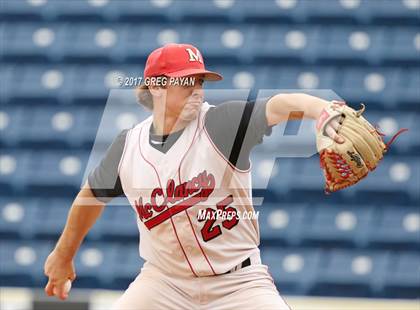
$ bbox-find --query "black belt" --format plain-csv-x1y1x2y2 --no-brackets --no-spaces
225,257,251,274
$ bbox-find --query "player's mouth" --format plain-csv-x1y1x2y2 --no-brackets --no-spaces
186,101,202,109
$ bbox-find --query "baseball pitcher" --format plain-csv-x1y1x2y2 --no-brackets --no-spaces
44,43,401,309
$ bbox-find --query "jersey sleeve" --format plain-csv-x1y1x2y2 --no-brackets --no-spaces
87,129,128,203
204,98,273,170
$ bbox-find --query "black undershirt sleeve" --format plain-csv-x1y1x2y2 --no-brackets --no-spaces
87,129,128,203
204,99,273,170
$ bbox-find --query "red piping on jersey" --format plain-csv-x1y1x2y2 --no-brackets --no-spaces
184,209,217,275
138,125,198,277
177,108,217,276
202,112,252,174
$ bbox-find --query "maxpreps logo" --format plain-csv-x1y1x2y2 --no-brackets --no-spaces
134,170,215,230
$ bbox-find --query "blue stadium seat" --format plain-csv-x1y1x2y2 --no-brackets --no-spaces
350,157,420,203
363,111,418,154
301,204,374,248
382,252,420,298
93,101,148,145
268,155,419,204
203,66,242,90
313,249,389,297
74,242,139,289
242,0,308,23
0,104,103,148
259,118,317,162
395,69,420,110
251,26,320,63
261,66,337,90
2,197,133,242
177,0,244,22
0,65,15,103
112,244,144,288
383,28,420,63
59,24,124,63
316,27,384,65
74,106,105,146
96,203,139,241
49,0,119,22
1,23,65,61
20,106,84,147
0,0,51,21
258,203,308,246
0,105,26,147
70,66,112,102
366,0,420,24
250,154,295,199
32,199,73,239
367,206,420,249
116,24,193,61
23,151,89,193
189,25,254,63
0,241,53,287
0,197,39,239
305,0,370,23
115,0,182,22
76,243,143,289
7,65,74,104
70,65,144,104
289,158,324,192
338,68,399,109
74,243,116,288
0,151,31,194
261,247,322,295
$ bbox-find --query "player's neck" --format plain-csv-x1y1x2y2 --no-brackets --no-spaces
152,112,188,136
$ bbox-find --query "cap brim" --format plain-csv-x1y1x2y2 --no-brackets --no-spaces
166,68,223,81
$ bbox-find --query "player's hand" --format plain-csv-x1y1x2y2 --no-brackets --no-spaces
325,118,345,144
44,249,76,300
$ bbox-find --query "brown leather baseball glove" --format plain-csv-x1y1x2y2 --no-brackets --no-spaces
316,100,407,193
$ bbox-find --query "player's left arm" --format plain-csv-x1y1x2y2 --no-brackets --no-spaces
265,93,344,143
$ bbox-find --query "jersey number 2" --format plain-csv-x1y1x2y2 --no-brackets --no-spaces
198,195,239,242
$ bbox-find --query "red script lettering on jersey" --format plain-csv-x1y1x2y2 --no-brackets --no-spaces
134,170,215,230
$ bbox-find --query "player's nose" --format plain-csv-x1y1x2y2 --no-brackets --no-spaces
191,88,204,99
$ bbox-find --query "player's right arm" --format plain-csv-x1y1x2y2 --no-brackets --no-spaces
44,129,129,300
44,182,105,300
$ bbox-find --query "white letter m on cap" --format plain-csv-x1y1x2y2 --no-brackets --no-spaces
186,48,203,63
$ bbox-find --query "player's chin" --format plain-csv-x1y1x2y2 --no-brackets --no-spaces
179,108,199,121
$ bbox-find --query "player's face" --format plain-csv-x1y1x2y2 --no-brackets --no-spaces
165,74,205,122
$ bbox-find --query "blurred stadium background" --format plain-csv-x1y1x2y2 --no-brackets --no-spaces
0,0,419,309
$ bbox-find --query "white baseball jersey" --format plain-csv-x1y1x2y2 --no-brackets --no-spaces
118,102,260,277
90,100,291,309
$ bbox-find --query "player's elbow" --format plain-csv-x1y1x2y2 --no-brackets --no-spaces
74,182,107,208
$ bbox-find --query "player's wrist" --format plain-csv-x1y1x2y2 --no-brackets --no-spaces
53,245,76,262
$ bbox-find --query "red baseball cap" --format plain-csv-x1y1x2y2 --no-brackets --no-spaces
143,43,223,81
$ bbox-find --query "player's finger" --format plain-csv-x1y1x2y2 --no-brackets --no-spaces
329,118,341,131
69,272,76,281
54,281,68,300
326,124,345,144
45,280,55,296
